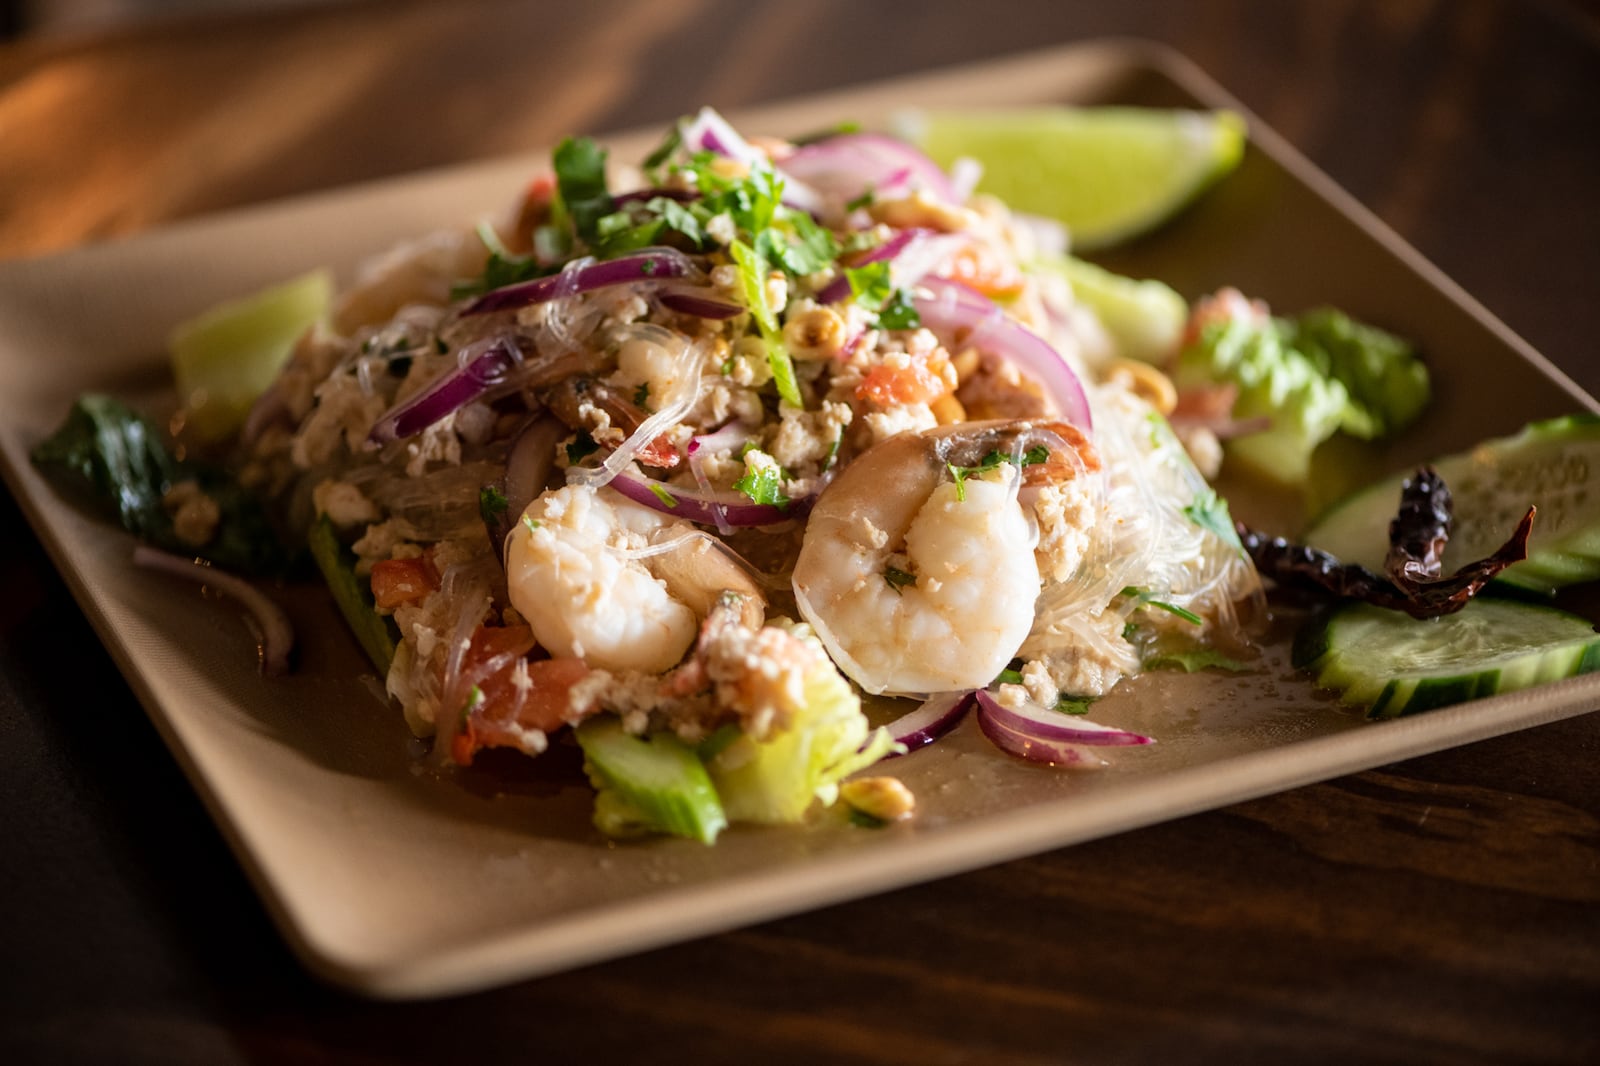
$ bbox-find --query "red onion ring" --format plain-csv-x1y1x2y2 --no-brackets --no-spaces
462,248,697,316
816,228,929,304
133,545,294,677
973,689,1150,747
780,132,960,207
913,277,1094,432
681,107,766,167
607,467,811,528
881,690,975,756
367,335,520,445
658,288,744,320
976,706,1107,767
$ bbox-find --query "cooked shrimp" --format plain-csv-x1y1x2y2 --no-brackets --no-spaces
504,484,763,673
793,420,1096,696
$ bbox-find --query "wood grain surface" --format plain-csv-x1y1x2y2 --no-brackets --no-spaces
2,1,1598,1062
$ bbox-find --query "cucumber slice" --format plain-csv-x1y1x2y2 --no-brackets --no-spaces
1304,415,1600,595
1293,598,1600,718
576,718,727,844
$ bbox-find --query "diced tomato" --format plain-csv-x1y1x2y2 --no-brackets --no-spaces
370,555,440,610
635,434,680,468
450,624,597,765
506,173,557,254
939,242,1025,298
856,357,952,407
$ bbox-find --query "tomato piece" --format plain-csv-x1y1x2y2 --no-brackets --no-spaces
370,555,440,610
940,242,1025,298
450,624,598,765
856,357,953,407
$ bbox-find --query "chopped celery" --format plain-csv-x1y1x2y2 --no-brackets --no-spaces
577,718,727,844
307,515,396,673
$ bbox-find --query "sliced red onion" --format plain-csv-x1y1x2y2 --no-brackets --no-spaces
913,277,1093,432
367,336,520,445
816,228,929,304
684,422,755,534
780,133,959,207
976,706,1107,767
881,691,975,757
659,288,744,320
681,106,766,167
974,688,1150,746
133,545,294,677
608,467,804,528
462,248,697,316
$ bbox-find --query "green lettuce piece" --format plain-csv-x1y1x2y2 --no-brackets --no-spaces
708,651,897,825
1174,309,1427,486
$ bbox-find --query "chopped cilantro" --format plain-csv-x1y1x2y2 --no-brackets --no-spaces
452,220,546,300
791,119,862,146
478,485,508,526
1149,600,1204,625
642,122,684,172
993,666,1025,685
648,482,678,507
1057,697,1094,716
845,188,875,212
845,261,893,309
1121,586,1202,625
553,136,613,242
566,431,599,464
633,382,651,408
883,566,917,594
457,684,486,729
877,289,921,330
946,445,1049,500
733,457,790,508
1184,488,1245,553
521,513,541,533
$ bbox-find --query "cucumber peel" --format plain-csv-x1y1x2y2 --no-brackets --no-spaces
1293,598,1600,718
1305,415,1600,596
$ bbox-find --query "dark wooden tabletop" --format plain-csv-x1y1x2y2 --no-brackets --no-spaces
3,1,1598,1062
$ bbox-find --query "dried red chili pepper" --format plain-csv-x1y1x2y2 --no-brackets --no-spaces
1238,467,1535,619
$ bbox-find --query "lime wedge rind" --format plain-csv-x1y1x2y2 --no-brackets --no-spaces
896,106,1247,252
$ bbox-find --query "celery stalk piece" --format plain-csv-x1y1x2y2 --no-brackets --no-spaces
577,718,727,844
307,515,396,674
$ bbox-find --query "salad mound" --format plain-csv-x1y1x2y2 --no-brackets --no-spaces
39,106,1464,843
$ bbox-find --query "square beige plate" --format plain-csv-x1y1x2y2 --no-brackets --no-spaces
1,41,1595,999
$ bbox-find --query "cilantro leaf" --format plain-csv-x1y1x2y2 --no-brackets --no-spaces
1184,488,1245,553
733,457,790,508
878,289,921,330
553,136,613,243
478,485,508,526
884,566,917,594
845,261,893,309
566,431,600,464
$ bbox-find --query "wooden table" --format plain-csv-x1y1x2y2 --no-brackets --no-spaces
2,1,1597,1061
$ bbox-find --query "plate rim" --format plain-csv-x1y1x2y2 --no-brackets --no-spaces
3,37,1597,999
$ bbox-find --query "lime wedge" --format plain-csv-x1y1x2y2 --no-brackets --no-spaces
1037,255,1188,363
896,107,1246,251
170,269,333,443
